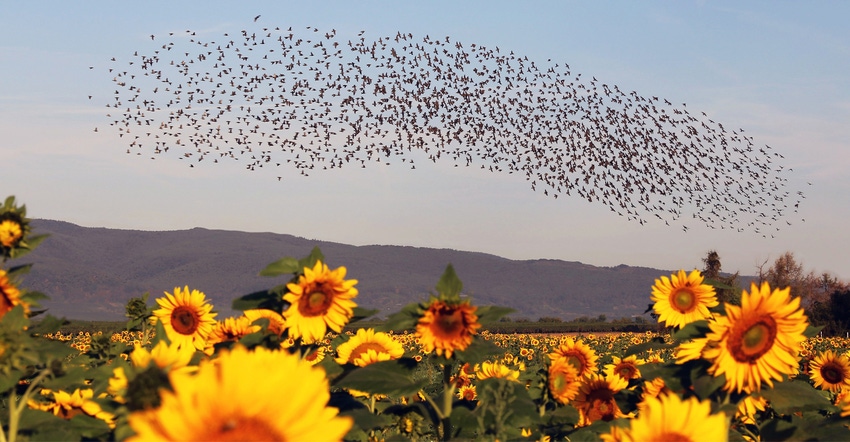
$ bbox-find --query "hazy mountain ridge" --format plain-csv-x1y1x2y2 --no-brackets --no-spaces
15,219,684,321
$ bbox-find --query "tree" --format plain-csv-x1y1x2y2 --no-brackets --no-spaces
700,250,741,306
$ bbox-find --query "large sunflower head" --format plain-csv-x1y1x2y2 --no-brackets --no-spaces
0,269,27,320
651,269,718,329
602,393,729,442
128,345,351,441
548,357,581,405
573,374,629,427
604,355,644,382
283,260,358,344
548,337,598,378
334,327,404,367
151,286,218,351
810,350,850,393
415,298,481,359
702,282,809,394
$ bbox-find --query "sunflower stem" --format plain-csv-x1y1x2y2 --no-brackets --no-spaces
7,368,50,442
440,363,455,441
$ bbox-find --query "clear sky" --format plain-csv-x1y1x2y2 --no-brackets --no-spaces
3,1,848,279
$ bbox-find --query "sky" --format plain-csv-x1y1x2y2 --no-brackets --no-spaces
3,1,849,280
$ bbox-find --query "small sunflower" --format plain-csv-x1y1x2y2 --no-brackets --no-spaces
457,384,477,401
548,337,598,378
127,345,351,441
203,316,262,355
573,374,629,426
151,286,217,351
0,219,23,248
415,298,481,358
810,350,850,393
604,355,644,382
702,282,809,394
0,269,26,319
28,388,115,428
836,390,850,417
130,340,195,372
548,358,581,405
284,260,358,344
475,361,521,382
736,394,768,426
243,309,287,336
651,269,718,328
602,393,729,442
334,328,404,367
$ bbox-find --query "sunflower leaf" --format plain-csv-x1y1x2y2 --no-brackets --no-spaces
475,305,515,324
258,256,300,277
803,324,823,338
672,320,711,341
759,380,833,414
349,307,380,324
231,289,284,312
298,246,325,270
455,336,501,365
435,264,463,301
334,358,427,396
378,302,421,332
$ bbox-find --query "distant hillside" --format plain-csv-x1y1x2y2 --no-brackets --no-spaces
12,219,698,321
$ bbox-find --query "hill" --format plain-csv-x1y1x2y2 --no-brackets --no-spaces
11,219,697,321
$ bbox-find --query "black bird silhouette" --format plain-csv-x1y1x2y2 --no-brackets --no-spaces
99,24,805,234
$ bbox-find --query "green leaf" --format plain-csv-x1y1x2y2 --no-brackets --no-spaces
0,368,24,394
232,289,285,312
672,320,711,340
435,264,463,301
150,317,171,347
68,413,112,438
341,408,395,431
378,302,422,332
17,408,65,431
475,305,515,324
42,365,91,390
298,246,325,270
28,315,69,336
258,256,300,277
334,359,428,396
691,367,726,399
349,307,380,324
760,380,832,414
803,324,823,338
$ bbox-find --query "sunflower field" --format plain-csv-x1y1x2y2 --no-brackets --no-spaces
2,194,850,441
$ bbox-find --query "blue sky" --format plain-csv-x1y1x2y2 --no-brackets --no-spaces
3,1,849,279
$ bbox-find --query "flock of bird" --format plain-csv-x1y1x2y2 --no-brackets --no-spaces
98,22,804,234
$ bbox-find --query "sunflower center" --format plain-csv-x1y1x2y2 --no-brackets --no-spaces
656,432,694,442
212,417,283,442
616,364,637,379
821,363,846,385
350,342,388,362
671,288,696,312
300,284,334,316
586,396,618,422
170,306,200,335
433,307,464,337
730,317,777,362
566,354,587,374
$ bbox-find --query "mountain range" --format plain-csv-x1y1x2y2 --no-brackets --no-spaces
10,219,706,322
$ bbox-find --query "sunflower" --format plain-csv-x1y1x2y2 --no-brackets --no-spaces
548,358,581,405
0,269,26,319
601,393,729,442
151,286,217,351
475,361,520,382
810,350,850,393
284,260,358,344
415,298,480,358
836,390,850,417
457,384,477,401
736,394,768,426
28,388,115,428
548,337,598,378
651,269,718,329
335,328,404,366
131,340,195,372
604,355,644,382
203,316,262,355
0,219,23,248
127,345,351,441
573,374,629,426
702,282,809,394
242,309,287,336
